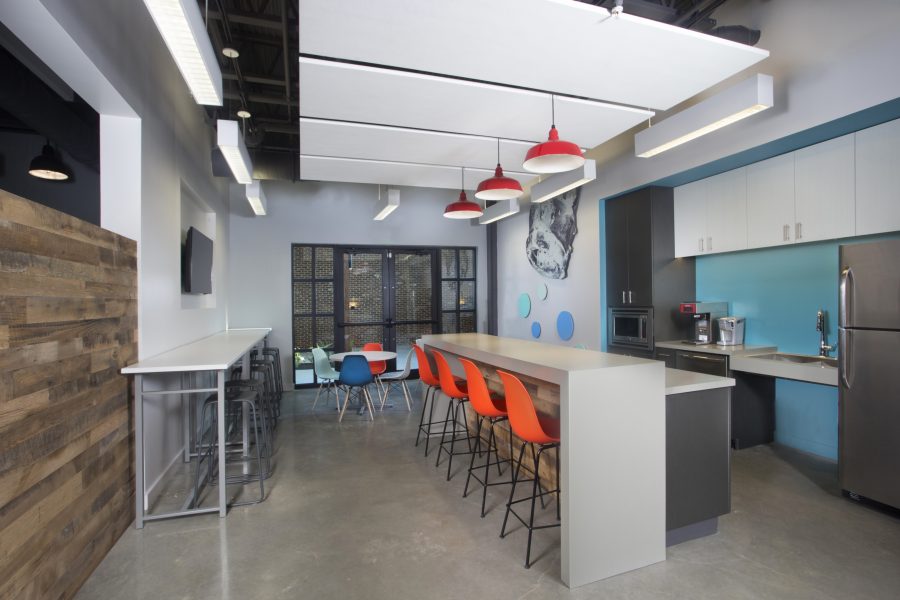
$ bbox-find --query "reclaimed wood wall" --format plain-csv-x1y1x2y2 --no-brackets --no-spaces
0,189,137,599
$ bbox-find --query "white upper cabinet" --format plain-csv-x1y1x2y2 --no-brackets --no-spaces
705,167,748,254
856,119,900,236
674,179,708,258
794,133,855,243
747,153,796,248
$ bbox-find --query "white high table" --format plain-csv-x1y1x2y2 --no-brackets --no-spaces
421,333,666,588
121,328,271,528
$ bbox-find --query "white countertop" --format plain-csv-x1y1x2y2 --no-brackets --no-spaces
730,353,838,387
121,328,271,374
421,333,657,385
665,368,735,395
655,340,777,356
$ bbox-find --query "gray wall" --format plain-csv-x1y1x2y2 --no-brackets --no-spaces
227,180,489,386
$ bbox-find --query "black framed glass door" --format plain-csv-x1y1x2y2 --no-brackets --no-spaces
336,248,436,372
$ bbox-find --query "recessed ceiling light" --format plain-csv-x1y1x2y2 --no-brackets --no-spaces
236,109,251,119
222,47,239,58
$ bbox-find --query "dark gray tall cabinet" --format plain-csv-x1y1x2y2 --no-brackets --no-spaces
605,186,695,356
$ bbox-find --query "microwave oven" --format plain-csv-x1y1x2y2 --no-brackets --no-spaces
608,308,653,351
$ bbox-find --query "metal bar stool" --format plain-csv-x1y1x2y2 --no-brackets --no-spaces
432,350,479,481
413,345,450,456
458,358,516,517
497,370,561,569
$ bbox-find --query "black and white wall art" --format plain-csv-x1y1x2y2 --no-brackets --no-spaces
525,187,580,279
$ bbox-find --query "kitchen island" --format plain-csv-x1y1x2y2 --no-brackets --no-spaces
421,334,733,587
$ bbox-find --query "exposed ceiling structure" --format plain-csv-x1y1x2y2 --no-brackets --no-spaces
202,0,767,187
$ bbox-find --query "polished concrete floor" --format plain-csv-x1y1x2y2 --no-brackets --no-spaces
77,388,900,599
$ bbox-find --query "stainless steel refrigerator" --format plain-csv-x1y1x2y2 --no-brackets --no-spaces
839,238,900,510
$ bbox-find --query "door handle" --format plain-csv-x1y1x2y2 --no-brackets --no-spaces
840,329,852,389
622,290,626,304
795,222,802,240
690,354,725,362
707,236,712,251
628,290,633,304
839,267,852,327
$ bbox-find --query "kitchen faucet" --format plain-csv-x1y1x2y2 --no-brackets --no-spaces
816,309,834,357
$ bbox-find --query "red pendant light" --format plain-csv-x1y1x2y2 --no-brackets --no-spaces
523,95,585,174
475,139,523,201
444,168,483,219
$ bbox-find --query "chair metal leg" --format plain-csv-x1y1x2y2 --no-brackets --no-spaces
435,393,453,468
446,399,459,480
481,421,497,518
424,386,438,457
524,444,542,568
415,385,431,447
401,381,411,411
463,416,484,498
500,442,528,539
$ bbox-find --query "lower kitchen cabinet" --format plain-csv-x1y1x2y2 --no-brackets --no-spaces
666,386,731,545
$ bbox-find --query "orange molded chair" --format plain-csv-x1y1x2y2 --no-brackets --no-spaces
459,358,515,518
431,350,478,481
362,342,387,403
497,370,561,569
413,345,447,456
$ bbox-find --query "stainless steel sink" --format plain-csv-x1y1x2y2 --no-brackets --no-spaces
749,353,838,368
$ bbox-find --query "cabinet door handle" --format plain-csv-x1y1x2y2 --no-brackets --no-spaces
707,236,713,251
690,354,726,363
783,224,789,241
699,237,704,252
622,290,626,304
796,222,802,240
628,290,633,304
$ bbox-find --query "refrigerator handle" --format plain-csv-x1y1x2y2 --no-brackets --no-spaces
840,329,852,390
839,267,853,327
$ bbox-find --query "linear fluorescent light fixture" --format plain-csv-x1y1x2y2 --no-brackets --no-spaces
245,180,267,216
530,159,597,204
217,119,253,184
143,0,223,105
374,187,400,221
478,198,520,225
635,74,773,158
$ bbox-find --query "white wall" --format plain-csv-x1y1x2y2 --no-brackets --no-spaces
496,197,600,349
228,180,489,386
584,0,900,201
3,0,232,498
496,0,900,351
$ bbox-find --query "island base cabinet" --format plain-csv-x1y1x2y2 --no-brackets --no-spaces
666,387,731,545
731,372,776,449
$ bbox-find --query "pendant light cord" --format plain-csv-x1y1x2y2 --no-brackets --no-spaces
460,166,465,190
496,138,501,163
551,95,556,128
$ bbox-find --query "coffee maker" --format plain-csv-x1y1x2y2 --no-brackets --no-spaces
679,302,729,345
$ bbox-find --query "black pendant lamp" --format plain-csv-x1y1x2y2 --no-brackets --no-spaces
28,140,72,181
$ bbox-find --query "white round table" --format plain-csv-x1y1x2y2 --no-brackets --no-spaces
329,351,397,362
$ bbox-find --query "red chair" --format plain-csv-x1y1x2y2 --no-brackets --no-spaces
362,342,387,400
497,370,561,569
413,345,445,456
459,358,514,518
431,350,478,481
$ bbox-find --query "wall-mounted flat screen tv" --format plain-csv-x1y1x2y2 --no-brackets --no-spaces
182,226,213,294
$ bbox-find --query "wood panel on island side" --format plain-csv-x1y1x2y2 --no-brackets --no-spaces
0,189,137,600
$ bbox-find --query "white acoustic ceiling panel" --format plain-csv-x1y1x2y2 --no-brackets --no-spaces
298,0,769,111
299,58,652,149
300,155,533,190
300,118,537,172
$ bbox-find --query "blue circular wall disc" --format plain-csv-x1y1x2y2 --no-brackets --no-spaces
557,311,575,341
531,321,542,338
517,293,531,318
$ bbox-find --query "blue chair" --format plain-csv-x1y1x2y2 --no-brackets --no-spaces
338,354,376,422
311,347,340,410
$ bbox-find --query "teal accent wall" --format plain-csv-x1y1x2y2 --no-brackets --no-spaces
696,233,900,460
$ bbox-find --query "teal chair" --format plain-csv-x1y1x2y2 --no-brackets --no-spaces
312,347,340,410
